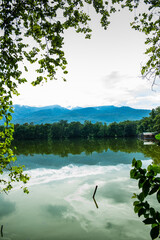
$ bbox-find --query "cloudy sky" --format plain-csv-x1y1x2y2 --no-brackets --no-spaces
12,6,160,110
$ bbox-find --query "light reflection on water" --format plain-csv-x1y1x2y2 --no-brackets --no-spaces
0,139,157,240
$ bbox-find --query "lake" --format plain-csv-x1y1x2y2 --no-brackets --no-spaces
1,138,159,240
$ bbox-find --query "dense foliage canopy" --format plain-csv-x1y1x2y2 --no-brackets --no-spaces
137,106,160,133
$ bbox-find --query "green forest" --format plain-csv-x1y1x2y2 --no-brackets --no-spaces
1,106,160,141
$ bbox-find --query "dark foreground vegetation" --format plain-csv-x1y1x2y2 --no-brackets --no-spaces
1,107,160,141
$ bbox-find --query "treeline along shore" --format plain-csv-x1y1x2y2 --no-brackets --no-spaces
0,107,160,141
12,120,138,140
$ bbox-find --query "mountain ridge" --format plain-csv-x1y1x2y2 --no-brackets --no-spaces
10,104,151,124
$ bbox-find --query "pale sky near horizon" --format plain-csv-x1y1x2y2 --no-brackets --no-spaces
12,6,160,110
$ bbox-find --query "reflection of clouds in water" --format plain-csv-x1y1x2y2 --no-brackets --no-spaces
100,181,132,204
105,222,113,229
104,221,125,240
45,204,67,218
23,164,128,187
1,159,153,240
62,167,150,240
1,165,151,240
104,219,148,240
0,197,16,219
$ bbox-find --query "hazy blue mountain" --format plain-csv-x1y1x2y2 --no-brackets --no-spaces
10,105,151,124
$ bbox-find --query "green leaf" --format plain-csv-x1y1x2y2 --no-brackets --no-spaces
143,218,156,225
156,189,160,203
141,67,146,75
23,187,29,194
154,177,160,183
24,66,28,72
134,203,143,213
148,164,160,175
138,208,145,217
156,212,160,222
144,214,150,218
150,226,159,240
149,185,159,195
155,133,160,141
144,201,150,210
142,180,151,197
132,158,136,167
138,177,146,188
138,192,144,202
133,201,140,206
135,160,142,169
9,107,14,113
150,208,156,218
132,193,137,199
130,169,137,178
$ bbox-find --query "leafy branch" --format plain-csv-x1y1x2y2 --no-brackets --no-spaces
130,158,160,239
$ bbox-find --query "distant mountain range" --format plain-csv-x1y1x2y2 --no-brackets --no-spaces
7,105,151,124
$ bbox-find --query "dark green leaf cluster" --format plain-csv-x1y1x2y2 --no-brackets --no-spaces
0,97,29,193
130,158,160,239
155,133,160,142
0,0,111,88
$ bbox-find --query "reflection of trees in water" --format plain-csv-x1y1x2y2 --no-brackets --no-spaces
13,138,160,164
141,144,160,164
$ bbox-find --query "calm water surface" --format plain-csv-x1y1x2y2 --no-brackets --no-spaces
1,138,159,240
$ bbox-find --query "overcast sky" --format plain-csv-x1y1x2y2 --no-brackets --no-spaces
12,7,160,110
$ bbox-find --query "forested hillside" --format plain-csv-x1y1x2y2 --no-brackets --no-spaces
1,106,159,141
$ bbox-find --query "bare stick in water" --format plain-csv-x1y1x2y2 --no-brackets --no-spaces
93,197,99,208
93,185,98,199
1,225,3,237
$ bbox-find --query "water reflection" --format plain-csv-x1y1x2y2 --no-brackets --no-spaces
92,185,99,208
1,139,156,239
1,225,3,238
46,204,67,218
13,138,160,164
0,196,16,219
101,181,131,204
1,163,151,240
93,197,98,209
